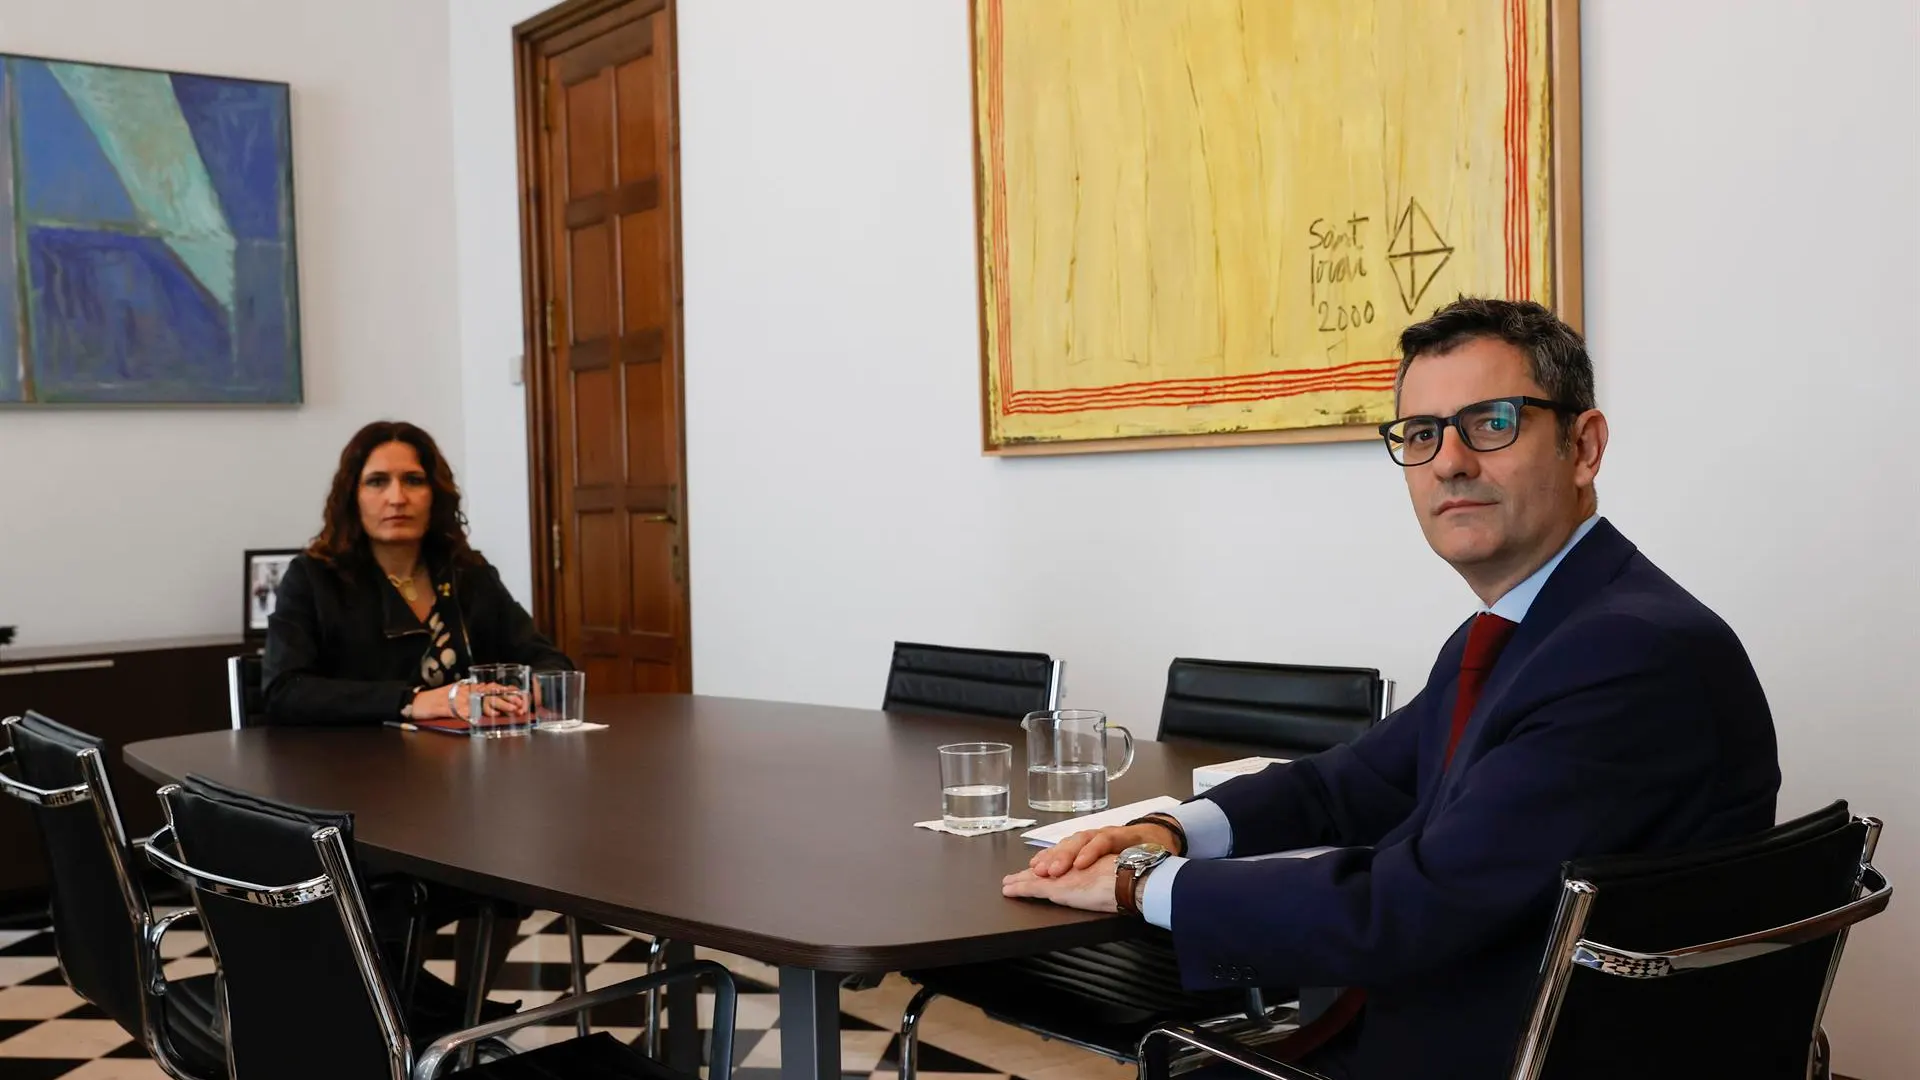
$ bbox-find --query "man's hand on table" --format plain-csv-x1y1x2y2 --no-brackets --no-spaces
1027,821,1180,877
1000,821,1179,913
1001,853,1121,913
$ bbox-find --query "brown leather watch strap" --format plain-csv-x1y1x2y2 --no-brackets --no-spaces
1129,811,1188,856
1115,861,1144,917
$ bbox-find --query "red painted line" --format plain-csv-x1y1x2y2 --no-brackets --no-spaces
1005,357,1400,402
1007,377,1398,415
1504,0,1519,299
1009,373,1398,410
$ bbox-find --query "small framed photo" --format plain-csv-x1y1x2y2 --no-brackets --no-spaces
243,549,301,645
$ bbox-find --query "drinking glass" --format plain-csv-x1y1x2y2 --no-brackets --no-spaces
938,742,1013,832
466,663,532,738
534,670,587,731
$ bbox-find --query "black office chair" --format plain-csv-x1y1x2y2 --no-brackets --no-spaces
143,773,739,1080
1158,658,1392,757
1140,800,1892,1080
0,713,224,1080
236,653,616,1045
227,654,267,729
882,641,1063,721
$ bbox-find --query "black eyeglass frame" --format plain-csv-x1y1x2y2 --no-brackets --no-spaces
1378,395,1583,466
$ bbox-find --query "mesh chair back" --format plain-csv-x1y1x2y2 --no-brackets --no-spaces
3,712,147,1033
1158,659,1384,755
1532,801,1870,1080
161,776,396,1080
883,641,1059,721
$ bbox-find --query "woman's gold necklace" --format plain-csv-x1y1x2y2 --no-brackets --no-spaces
387,569,422,602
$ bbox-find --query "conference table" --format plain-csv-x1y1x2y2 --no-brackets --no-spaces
125,694,1238,1080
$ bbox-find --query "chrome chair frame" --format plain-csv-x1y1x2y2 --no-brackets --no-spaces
226,655,249,731
0,716,219,1080
1138,815,1892,1080
143,797,740,1080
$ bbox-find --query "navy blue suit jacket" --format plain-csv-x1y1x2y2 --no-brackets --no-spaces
1170,520,1780,1079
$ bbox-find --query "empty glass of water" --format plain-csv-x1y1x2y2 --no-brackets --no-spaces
466,663,533,738
533,669,587,731
938,742,1013,832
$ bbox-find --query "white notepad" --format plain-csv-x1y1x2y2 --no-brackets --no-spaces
1019,795,1183,847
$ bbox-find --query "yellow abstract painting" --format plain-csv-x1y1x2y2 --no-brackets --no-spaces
974,0,1580,453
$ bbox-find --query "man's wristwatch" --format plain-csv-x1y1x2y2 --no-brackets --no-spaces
1114,842,1172,917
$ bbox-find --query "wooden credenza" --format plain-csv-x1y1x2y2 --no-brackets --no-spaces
0,635,240,911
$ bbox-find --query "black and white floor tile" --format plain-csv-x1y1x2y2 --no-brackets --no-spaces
0,910,1128,1080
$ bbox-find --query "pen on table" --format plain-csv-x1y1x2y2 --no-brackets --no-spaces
384,720,420,732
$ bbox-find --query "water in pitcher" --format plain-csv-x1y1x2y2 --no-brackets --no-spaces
1027,764,1107,812
942,784,1011,830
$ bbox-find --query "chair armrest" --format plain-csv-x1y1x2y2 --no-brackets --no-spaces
1137,1024,1331,1080
412,959,738,1080
1572,864,1893,978
142,907,201,997
0,745,92,808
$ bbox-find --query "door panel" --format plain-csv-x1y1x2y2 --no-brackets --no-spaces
576,511,624,632
565,73,613,195
630,661,680,694
625,362,669,485
616,56,658,183
572,366,621,486
568,224,614,342
533,0,689,695
631,522,675,634
620,212,668,330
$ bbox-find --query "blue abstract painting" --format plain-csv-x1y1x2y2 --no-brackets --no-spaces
0,55,300,404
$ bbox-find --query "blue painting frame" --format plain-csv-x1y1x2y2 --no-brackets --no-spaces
0,53,301,405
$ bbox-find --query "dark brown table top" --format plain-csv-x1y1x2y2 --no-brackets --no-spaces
125,695,1239,973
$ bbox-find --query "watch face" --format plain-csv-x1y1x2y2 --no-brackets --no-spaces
1119,842,1169,870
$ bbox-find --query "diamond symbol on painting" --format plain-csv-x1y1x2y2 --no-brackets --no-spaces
1386,198,1455,314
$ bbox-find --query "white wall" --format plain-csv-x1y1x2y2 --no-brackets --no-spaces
0,0,462,648
448,0,551,605
467,0,1917,1073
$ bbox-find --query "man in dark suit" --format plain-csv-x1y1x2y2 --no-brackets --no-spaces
1001,298,1781,1079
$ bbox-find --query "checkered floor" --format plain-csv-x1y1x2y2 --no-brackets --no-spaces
0,909,1126,1080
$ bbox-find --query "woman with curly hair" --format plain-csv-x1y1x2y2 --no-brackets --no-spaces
261,420,569,1029
264,420,571,724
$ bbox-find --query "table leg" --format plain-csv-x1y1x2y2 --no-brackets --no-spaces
662,939,700,1070
458,906,497,1071
778,966,842,1080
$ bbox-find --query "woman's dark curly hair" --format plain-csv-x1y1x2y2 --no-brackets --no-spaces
307,421,481,574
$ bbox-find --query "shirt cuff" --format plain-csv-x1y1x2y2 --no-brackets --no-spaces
1165,798,1234,859
1140,855,1187,929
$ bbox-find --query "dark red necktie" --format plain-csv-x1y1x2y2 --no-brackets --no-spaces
1275,613,1522,1065
1444,613,1518,768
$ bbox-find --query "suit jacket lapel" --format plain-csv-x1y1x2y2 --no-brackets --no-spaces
1435,519,1639,801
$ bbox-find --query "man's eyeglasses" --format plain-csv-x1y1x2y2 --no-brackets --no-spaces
1378,396,1582,467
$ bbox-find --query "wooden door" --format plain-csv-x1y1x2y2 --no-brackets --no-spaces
519,0,689,694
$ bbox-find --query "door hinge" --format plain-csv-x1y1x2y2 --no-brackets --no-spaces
551,521,563,572
544,299,556,352
539,77,551,132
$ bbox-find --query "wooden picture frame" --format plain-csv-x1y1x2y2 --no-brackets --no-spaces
971,0,1583,456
